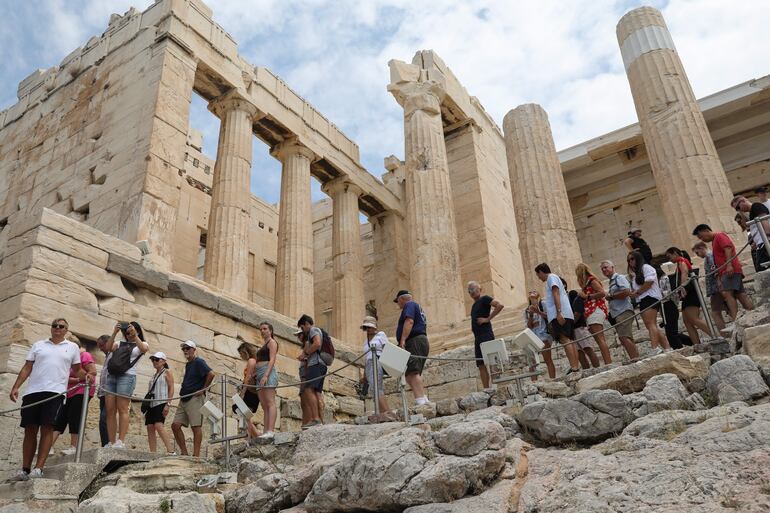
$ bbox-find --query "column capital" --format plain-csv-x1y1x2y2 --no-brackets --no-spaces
270,137,317,162
321,176,363,198
387,80,445,118
208,90,261,121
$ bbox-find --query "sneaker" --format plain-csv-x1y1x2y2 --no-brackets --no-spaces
166,451,177,456
112,440,125,449
28,469,43,479
104,442,112,448
9,470,29,482
650,347,663,356
61,447,76,456
414,396,429,406
566,367,581,376
258,431,274,440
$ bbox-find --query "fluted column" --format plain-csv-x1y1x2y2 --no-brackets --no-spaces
272,138,315,319
321,177,365,345
388,79,465,326
503,104,582,293
203,92,259,298
617,6,738,246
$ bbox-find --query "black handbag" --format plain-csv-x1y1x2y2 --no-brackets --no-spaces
141,370,165,414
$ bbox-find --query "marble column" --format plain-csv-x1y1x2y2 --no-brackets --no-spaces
389,79,465,326
321,177,365,345
503,103,582,293
272,138,315,320
203,92,259,298
617,6,738,246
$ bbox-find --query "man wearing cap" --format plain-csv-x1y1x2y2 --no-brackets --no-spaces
394,290,430,406
756,186,770,211
171,341,215,457
467,281,504,388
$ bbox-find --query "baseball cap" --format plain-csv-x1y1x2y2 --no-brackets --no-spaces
393,289,411,303
181,340,197,349
150,351,167,360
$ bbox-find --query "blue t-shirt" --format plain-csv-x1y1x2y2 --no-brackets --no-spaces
180,357,213,401
396,301,427,342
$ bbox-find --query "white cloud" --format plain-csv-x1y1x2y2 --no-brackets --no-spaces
2,0,769,204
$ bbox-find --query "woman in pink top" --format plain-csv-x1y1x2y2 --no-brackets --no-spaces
52,336,97,455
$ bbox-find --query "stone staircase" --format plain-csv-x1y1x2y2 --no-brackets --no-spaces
434,302,529,352
0,448,161,512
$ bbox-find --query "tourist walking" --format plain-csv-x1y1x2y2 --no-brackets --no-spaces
359,316,390,414
624,228,653,263
297,315,327,428
756,186,770,210
693,224,753,323
626,251,671,354
665,247,712,345
534,264,581,375
575,263,612,365
144,352,174,454
104,321,149,449
524,290,555,379
237,342,261,440
732,195,770,271
95,334,112,447
467,281,504,388
171,340,215,457
52,335,97,455
255,322,279,439
692,241,728,331
656,262,689,350
8,318,85,480
394,290,431,405
568,290,601,369
600,260,639,360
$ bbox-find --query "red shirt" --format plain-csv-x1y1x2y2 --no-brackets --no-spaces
712,232,742,276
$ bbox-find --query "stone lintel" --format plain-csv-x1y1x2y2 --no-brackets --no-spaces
208,89,261,121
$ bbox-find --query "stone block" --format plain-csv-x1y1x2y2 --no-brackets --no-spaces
280,398,303,420
336,395,365,417
190,304,238,337
165,278,217,310
743,323,770,367
18,293,116,341
436,398,460,417
6,226,109,268
212,334,240,359
106,254,169,294
161,313,214,350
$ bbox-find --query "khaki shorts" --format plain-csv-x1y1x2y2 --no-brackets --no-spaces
613,310,635,340
173,394,204,427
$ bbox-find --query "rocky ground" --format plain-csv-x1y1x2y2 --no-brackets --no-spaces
18,287,770,512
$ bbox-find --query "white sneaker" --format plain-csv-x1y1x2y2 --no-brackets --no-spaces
61,447,76,456
258,431,274,440
650,347,663,356
104,442,113,448
415,396,430,406
112,440,125,449
9,470,29,482
28,468,43,479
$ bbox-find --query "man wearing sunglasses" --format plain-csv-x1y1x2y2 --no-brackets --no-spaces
8,318,88,481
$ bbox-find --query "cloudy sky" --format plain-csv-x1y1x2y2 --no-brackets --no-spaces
2,0,769,205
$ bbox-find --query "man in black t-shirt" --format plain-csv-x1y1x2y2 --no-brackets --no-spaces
732,195,770,270
467,281,504,388
624,228,653,264
171,340,215,457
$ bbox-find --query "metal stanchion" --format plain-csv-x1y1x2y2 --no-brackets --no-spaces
756,218,770,264
689,273,717,341
219,375,230,471
371,350,380,416
75,382,90,463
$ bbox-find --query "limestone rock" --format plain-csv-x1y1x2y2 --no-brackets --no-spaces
291,423,403,466
517,390,632,444
575,352,709,395
79,486,219,513
412,402,437,419
433,419,506,456
466,406,521,439
743,323,770,367
623,402,749,439
641,373,689,412
238,458,281,484
706,355,769,404
435,398,460,416
88,457,220,494
458,391,491,412
536,380,575,398
402,479,516,513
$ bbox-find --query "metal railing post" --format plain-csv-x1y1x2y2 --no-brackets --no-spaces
689,274,717,341
399,376,409,423
371,350,380,416
75,382,90,463
220,375,229,471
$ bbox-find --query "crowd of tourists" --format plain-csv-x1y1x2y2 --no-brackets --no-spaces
6,190,768,482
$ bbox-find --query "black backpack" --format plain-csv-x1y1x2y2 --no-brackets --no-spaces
107,341,143,376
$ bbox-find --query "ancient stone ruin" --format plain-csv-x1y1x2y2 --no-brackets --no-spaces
1,1,770,511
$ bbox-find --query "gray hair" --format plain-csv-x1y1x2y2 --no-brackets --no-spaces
467,281,480,290
600,260,615,268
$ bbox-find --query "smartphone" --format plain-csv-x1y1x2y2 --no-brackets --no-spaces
120,322,129,331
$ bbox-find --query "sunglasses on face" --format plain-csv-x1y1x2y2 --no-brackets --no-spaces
51,324,67,329
150,357,159,362
181,347,193,352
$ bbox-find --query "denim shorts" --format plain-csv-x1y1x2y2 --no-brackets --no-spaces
103,373,137,398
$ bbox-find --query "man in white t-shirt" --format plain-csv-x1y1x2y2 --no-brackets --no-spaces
8,318,86,481
534,263,581,375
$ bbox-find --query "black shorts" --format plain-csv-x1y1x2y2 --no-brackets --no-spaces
548,318,574,341
20,392,64,428
244,391,260,411
474,335,495,367
302,364,327,393
405,334,430,376
144,403,167,425
639,296,660,312
54,394,90,434
681,283,700,309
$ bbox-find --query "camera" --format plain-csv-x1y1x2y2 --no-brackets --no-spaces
120,322,130,331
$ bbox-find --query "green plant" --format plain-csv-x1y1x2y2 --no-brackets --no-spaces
159,497,172,512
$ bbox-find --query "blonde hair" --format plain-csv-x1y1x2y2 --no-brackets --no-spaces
575,263,596,289
237,342,258,360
